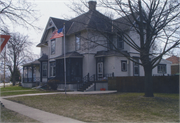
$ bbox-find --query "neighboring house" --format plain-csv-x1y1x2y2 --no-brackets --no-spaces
166,56,180,75
22,1,171,90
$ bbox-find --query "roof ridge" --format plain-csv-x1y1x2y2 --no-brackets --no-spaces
85,10,94,28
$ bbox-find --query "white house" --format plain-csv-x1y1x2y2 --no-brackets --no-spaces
22,1,171,90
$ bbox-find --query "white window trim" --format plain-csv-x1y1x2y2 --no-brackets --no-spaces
50,62,56,77
121,60,127,72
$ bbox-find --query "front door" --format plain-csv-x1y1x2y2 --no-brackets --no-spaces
97,62,103,80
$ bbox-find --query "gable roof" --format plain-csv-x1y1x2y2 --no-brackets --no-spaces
38,54,48,61
50,17,72,34
113,13,138,32
22,60,40,66
166,56,180,64
66,10,112,35
37,1,138,47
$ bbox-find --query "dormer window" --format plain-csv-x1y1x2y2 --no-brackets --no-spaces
52,27,55,32
117,34,124,49
107,34,113,50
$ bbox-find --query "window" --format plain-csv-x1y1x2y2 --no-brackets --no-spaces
51,39,56,55
117,34,124,49
157,64,166,74
24,67,27,77
50,62,56,77
133,58,139,76
107,34,113,50
97,62,103,74
42,62,47,77
121,60,127,72
52,27,55,32
75,33,81,50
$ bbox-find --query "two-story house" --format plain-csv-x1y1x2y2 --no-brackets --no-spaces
22,1,171,90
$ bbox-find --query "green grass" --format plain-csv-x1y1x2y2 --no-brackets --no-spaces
0,85,56,96
7,93,179,122
1,106,40,123
1,85,32,92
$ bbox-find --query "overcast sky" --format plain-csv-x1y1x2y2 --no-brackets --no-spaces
26,0,80,56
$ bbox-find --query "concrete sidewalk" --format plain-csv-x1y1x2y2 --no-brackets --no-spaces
2,90,117,99
1,98,85,123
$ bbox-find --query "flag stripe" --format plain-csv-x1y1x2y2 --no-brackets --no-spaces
50,28,64,40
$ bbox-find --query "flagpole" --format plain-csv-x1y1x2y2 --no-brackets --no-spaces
63,23,66,94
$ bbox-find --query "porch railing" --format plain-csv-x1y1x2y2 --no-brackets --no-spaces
77,72,114,90
97,72,114,81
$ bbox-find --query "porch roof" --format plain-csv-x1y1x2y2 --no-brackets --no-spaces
22,60,40,67
95,50,129,57
38,54,48,61
55,51,83,59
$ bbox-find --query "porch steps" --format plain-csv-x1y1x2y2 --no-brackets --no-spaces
77,81,94,92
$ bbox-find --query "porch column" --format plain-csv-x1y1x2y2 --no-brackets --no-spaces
27,67,29,82
32,64,34,83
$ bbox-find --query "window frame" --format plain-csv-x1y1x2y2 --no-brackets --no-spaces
107,34,113,50
157,64,166,74
42,62,47,77
51,39,56,55
133,57,139,76
97,62,103,74
50,62,56,77
117,34,124,49
121,60,127,72
75,33,81,51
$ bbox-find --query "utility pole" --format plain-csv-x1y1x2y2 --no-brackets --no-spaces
3,45,6,88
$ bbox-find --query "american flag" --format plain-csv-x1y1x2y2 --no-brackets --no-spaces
50,28,64,40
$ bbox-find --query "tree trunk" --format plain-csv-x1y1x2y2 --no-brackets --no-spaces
12,72,16,86
12,53,16,86
144,65,154,97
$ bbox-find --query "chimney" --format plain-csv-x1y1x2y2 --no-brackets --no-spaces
88,1,97,10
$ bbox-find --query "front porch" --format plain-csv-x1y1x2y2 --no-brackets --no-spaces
22,60,40,88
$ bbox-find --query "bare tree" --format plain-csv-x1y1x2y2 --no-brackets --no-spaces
0,32,37,85
68,0,180,97
0,0,40,33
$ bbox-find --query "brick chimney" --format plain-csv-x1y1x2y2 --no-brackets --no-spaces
88,1,97,10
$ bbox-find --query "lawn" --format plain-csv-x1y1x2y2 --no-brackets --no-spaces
1,106,40,123
7,93,179,122
0,85,56,96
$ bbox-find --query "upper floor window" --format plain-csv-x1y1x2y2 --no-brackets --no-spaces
52,27,55,32
51,39,56,55
50,62,56,77
121,60,127,72
75,33,81,50
107,34,113,50
42,62,47,77
117,34,124,49
157,64,166,74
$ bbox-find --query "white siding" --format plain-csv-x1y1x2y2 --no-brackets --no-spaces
41,46,49,56
104,56,130,76
49,37,63,59
82,54,96,77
